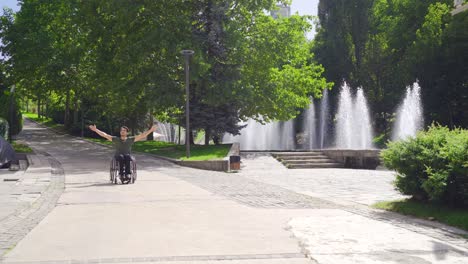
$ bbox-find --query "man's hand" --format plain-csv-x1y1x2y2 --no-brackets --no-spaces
150,125,157,132
89,124,97,131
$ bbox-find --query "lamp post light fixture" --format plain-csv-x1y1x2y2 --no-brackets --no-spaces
9,85,16,143
181,49,194,158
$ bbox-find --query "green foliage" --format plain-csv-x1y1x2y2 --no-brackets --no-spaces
372,132,389,149
12,141,33,153
239,15,331,121
1,1,329,138
382,125,468,208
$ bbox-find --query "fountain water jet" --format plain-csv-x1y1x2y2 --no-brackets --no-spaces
392,82,423,140
318,89,329,149
154,121,181,143
303,97,317,149
355,88,374,149
335,83,374,149
223,118,294,150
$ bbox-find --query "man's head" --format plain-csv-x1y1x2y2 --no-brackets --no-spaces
120,126,129,137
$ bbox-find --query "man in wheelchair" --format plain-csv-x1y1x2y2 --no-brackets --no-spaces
89,124,157,182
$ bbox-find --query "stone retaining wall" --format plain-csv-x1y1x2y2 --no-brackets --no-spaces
176,159,229,172
321,149,381,169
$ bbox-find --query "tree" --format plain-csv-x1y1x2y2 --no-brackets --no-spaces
2,0,332,141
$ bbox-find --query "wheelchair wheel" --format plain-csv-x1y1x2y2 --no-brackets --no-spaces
110,158,119,184
130,158,137,184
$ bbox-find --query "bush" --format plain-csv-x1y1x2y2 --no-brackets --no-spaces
382,125,468,208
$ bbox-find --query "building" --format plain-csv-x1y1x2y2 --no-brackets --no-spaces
452,0,468,15
270,4,291,19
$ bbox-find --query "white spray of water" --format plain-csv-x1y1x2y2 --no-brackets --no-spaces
392,82,423,141
335,83,374,149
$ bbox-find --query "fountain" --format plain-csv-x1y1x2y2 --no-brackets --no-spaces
318,89,330,149
302,90,331,150
222,118,294,150
303,97,317,149
154,121,181,143
355,88,374,149
392,82,423,140
335,83,374,149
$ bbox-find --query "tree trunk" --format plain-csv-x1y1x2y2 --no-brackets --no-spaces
204,127,210,145
37,97,41,119
64,89,70,128
178,124,181,145
189,130,194,145
213,135,220,145
80,101,84,137
147,113,154,140
45,98,48,118
73,97,79,127
106,116,113,136
447,101,454,129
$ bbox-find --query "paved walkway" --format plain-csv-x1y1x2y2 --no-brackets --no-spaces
0,119,467,264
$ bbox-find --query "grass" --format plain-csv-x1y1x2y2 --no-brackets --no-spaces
23,112,66,133
373,199,468,232
133,141,231,161
86,136,230,161
12,141,33,153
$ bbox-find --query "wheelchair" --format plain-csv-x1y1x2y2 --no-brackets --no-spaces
109,155,137,184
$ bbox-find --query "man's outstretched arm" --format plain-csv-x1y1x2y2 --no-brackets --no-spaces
134,125,157,142
89,125,113,141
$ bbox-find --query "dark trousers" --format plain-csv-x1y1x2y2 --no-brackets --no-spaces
115,154,131,175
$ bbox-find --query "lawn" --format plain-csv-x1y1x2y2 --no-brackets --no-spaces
373,199,468,232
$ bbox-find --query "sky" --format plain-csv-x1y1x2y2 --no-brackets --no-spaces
290,0,320,38
0,0,319,37
1,0,20,13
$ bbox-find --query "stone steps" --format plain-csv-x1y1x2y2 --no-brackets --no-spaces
272,151,344,169
276,156,331,161
287,163,344,169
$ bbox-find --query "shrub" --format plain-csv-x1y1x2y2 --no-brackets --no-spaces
382,125,468,208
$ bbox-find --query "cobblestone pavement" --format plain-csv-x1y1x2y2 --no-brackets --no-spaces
153,164,338,210
238,152,406,206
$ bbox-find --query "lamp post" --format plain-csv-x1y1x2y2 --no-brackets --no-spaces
9,85,16,143
181,50,194,158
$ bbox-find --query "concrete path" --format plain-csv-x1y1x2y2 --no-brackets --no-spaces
0,119,467,264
